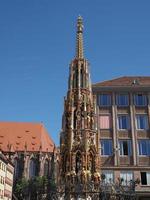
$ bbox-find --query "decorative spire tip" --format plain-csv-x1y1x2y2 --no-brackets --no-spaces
76,16,84,59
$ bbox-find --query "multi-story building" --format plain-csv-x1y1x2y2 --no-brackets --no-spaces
0,152,6,199
0,151,14,200
93,76,150,199
4,161,14,200
0,122,55,180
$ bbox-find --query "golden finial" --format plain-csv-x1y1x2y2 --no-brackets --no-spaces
77,15,83,33
76,16,84,59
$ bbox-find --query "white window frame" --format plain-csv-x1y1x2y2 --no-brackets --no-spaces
116,93,129,106
99,114,111,130
141,172,150,186
98,94,112,107
119,140,132,156
120,171,133,186
102,170,114,183
134,93,148,106
100,139,113,156
136,114,149,130
138,140,150,156
117,114,130,130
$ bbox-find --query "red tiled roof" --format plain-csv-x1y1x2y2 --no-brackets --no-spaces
93,76,150,87
0,122,54,153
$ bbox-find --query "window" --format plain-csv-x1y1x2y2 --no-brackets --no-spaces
98,94,111,106
44,160,49,177
102,171,113,183
101,140,112,156
136,115,149,130
134,94,148,106
120,171,133,185
29,159,36,178
99,115,111,129
118,115,130,130
138,140,150,156
141,172,150,185
14,159,20,179
119,140,132,156
116,94,129,106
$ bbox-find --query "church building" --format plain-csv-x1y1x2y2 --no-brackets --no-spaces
0,122,54,180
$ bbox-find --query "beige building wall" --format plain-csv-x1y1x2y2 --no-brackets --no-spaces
93,76,150,199
0,159,7,199
0,153,14,200
4,163,14,200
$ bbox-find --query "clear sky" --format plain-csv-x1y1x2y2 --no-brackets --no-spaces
0,0,150,145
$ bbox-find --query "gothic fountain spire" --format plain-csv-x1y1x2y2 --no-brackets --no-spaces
60,17,100,197
76,15,84,59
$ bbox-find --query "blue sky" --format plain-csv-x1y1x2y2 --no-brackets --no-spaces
0,0,150,145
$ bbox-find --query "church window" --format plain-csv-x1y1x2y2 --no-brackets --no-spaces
14,159,19,179
29,159,36,178
44,159,49,177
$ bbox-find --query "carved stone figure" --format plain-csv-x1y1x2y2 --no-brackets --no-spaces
59,16,100,193
81,167,86,184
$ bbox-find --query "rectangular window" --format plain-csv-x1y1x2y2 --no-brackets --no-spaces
118,115,130,130
141,172,150,185
99,115,111,129
136,115,149,130
138,140,150,156
134,94,148,106
116,94,129,106
98,94,111,106
120,171,133,185
101,140,112,156
119,140,132,156
102,171,114,183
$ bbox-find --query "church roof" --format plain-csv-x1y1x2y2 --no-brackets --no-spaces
0,122,54,153
93,76,150,87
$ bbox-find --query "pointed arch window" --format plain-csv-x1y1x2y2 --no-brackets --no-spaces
44,159,49,177
14,159,19,179
29,159,36,178
75,151,82,174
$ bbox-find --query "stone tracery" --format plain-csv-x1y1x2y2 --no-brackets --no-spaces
60,16,100,191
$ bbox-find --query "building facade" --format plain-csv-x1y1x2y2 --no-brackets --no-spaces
93,76,150,199
0,122,55,181
0,151,14,200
